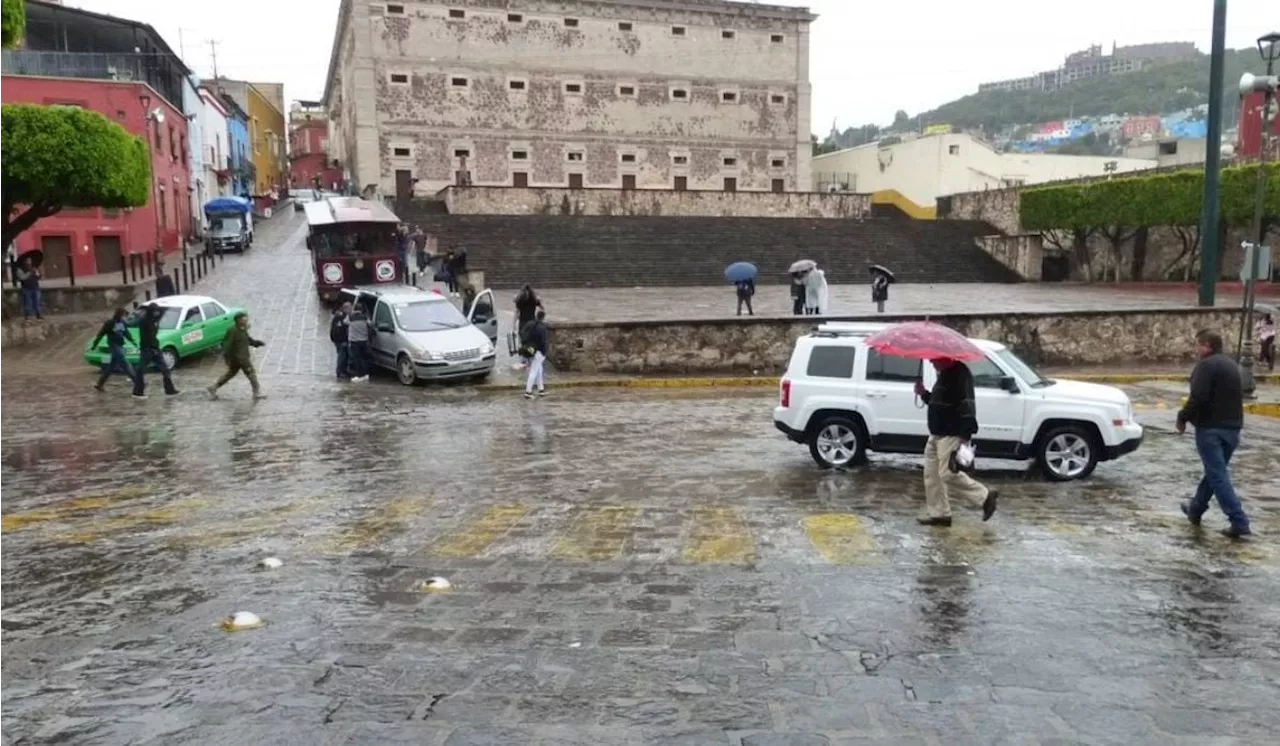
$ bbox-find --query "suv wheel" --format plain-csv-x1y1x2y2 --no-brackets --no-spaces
1037,425,1098,481
396,354,417,386
808,415,867,469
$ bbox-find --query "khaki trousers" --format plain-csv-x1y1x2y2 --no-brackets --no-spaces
923,435,989,519
214,361,261,395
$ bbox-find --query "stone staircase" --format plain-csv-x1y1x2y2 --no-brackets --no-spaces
395,209,1021,288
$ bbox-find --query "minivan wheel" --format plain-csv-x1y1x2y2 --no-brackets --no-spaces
396,354,417,386
1036,424,1098,481
808,415,867,469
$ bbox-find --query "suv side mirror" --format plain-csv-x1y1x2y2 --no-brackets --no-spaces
999,376,1020,393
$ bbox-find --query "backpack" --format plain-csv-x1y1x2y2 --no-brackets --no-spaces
329,314,347,344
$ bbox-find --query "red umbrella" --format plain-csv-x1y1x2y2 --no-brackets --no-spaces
865,321,984,361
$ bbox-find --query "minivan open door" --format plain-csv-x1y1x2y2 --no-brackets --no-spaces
466,288,499,344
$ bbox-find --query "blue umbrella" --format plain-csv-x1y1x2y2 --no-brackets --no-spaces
724,262,758,283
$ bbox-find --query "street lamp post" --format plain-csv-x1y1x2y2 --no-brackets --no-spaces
1198,0,1229,307
1236,31,1280,399
140,95,167,266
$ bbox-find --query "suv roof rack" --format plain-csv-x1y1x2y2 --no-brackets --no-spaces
812,321,890,338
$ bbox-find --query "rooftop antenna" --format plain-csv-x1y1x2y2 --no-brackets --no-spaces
209,39,220,86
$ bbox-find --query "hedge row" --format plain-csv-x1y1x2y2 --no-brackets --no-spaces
1021,163,1280,230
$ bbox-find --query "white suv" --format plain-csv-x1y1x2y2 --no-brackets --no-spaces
773,323,1144,481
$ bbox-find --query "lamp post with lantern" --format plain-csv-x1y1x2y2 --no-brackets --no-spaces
1236,30,1279,399
140,94,167,264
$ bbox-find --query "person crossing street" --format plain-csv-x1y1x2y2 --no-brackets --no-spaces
914,358,999,526
133,304,180,398
92,307,140,396
522,309,549,399
206,312,266,399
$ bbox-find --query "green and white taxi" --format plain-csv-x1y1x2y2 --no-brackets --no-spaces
83,294,247,370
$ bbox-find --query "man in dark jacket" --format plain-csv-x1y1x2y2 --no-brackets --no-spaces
735,278,755,316
790,273,805,316
330,301,352,381
206,312,265,399
133,304,179,397
1177,330,1250,538
92,307,140,395
522,309,549,399
155,256,176,298
914,358,999,526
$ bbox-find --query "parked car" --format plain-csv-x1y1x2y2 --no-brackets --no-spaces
339,285,498,385
83,295,246,371
773,322,1144,481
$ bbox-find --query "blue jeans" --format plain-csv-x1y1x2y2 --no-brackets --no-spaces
134,347,178,395
1189,427,1250,531
348,341,368,378
335,342,350,379
96,346,138,390
21,287,41,319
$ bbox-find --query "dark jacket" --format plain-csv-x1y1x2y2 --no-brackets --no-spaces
736,279,755,298
919,363,979,438
223,324,262,367
872,275,889,302
139,311,162,350
155,273,176,298
520,319,548,355
17,266,39,290
92,318,134,349
515,292,541,324
1177,353,1243,430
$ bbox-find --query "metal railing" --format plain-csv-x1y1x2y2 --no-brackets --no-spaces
1,50,183,109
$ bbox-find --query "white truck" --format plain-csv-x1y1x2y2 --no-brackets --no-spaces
772,322,1144,481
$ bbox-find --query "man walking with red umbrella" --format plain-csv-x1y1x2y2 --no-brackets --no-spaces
914,359,999,526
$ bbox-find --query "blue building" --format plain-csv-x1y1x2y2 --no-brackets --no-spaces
221,93,253,198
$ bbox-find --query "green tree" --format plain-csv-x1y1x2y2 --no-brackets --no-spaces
2,104,152,247
1,0,23,49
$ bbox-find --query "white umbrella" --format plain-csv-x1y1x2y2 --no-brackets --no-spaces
789,259,817,274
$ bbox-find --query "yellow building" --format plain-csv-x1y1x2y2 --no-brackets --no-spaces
245,83,287,195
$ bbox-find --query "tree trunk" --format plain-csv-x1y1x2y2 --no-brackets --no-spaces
2,202,60,250
1129,226,1149,281
1072,228,1092,281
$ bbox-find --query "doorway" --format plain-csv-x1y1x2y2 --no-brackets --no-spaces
93,235,124,276
568,173,584,189
395,169,414,202
38,235,73,279
621,174,636,190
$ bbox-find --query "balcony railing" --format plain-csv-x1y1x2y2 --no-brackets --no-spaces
1,50,183,110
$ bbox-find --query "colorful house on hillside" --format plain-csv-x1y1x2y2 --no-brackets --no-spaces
210,78,287,200
1121,115,1161,140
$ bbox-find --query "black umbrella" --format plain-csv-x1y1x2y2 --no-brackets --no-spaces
869,264,895,283
17,249,43,267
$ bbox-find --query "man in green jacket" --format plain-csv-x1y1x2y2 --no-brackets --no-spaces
207,312,266,399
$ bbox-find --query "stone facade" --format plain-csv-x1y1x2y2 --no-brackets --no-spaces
547,307,1244,374
441,185,871,218
940,187,1022,235
977,234,1042,281
324,0,815,197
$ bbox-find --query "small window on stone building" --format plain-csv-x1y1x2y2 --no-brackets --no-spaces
448,9,465,19
451,77,469,88
564,18,579,28
454,148,471,158
567,151,584,162
509,79,526,91
565,83,582,94
722,29,736,39
722,157,737,167
671,26,686,36
674,175,688,191
511,150,528,160
770,93,786,105
770,34,785,43
772,178,785,193
393,147,411,157
949,144,960,155
618,22,633,31
386,4,404,14
723,177,737,192
672,155,688,165
618,85,636,96
671,88,688,100
513,172,528,187
622,174,637,190
620,153,637,163
771,158,786,168
721,91,738,103
507,13,523,23
568,173,584,189
390,73,409,84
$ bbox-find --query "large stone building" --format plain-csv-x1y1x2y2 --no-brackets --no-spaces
322,0,815,198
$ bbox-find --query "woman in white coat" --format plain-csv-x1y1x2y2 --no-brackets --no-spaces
804,268,829,315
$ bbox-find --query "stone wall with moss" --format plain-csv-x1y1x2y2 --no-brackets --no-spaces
443,185,871,218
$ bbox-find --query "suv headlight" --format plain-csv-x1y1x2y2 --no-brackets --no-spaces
480,342,494,355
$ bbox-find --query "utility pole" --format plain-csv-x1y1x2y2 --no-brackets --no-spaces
1197,0,1228,307
208,39,220,84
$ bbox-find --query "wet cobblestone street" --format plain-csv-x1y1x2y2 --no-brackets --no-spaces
3,212,1280,745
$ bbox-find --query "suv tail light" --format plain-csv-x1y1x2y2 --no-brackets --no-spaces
780,378,791,408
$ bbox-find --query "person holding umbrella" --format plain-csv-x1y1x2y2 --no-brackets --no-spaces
725,262,757,316
865,322,999,526
869,263,894,313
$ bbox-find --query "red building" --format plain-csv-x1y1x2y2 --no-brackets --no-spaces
2,1,192,279
1237,90,1279,160
288,100,344,191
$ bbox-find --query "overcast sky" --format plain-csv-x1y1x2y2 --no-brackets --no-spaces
70,0,1277,131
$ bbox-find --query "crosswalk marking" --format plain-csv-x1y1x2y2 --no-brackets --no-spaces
802,513,883,565
682,506,756,564
551,504,640,561
432,504,530,558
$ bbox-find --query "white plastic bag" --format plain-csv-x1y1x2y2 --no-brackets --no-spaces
955,442,976,469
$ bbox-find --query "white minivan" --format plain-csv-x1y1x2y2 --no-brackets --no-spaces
773,322,1144,481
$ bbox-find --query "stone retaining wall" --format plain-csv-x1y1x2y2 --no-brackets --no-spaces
547,307,1243,374
441,186,872,219
976,234,1043,281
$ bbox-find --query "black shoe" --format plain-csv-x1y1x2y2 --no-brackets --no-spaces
1180,501,1201,526
917,516,953,527
165,389,181,396
982,490,999,522
1221,526,1252,539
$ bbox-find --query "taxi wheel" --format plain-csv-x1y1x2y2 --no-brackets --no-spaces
161,347,179,371
396,354,417,386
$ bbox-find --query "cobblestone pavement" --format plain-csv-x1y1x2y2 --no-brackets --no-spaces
2,367,1279,744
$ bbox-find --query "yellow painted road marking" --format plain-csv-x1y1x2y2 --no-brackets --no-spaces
178,496,341,550
432,504,529,558
682,507,756,564
314,497,434,555
802,513,883,565
551,504,640,561
49,498,211,543
1,487,152,533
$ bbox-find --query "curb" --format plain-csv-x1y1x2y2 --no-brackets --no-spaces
489,372,1275,391
1244,402,1280,418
